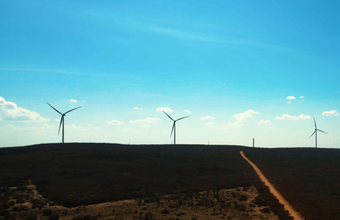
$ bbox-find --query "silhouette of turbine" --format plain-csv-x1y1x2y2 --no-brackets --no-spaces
309,117,327,148
163,111,190,145
47,102,82,143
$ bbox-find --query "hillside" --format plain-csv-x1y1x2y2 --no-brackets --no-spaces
4,143,333,219
244,148,340,220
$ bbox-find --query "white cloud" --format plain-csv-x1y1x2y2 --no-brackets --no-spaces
6,124,54,132
108,119,124,125
184,110,191,113
200,115,215,120
275,114,311,120
205,122,219,128
130,117,161,124
0,96,49,122
204,122,242,129
287,96,296,100
300,96,305,99
298,114,311,119
70,99,77,103
87,124,101,130
258,120,272,125
288,102,291,104
133,107,143,110
205,110,259,129
156,107,173,112
65,124,101,131
233,110,260,124
322,110,339,116
65,124,88,131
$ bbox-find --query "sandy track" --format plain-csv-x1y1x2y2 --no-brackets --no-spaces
240,151,304,220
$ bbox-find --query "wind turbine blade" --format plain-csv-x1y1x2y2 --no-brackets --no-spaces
163,111,174,121
47,102,62,114
313,117,317,129
170,122,175,137
64,106,82,114
309,130,316,139
58,116,64,135
176,115,190,121
317,129,328,134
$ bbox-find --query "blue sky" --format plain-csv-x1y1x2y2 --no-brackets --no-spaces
1,0,340,147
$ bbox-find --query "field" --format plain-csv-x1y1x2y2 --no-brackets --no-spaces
1,143,339,219
243,148,340,220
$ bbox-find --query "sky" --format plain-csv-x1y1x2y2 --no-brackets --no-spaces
1,0,340,148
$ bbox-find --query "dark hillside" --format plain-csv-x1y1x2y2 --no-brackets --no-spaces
244,148,340,220
0,143,292,219
0,144,255,206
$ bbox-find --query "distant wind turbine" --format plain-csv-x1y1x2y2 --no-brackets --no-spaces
47,102,82,143
163,111,190,145
309,117,327,148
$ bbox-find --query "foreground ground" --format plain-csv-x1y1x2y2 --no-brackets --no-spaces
244,148,340,220
3,143,339,219
240,151,303,220
1,183,279,220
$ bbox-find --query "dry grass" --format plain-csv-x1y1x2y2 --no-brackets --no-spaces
1,183,279,220
244,148,340,220
0,143,294,219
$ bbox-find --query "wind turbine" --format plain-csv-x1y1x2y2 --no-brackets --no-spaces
309,117,327,148
47,102,82,143
163,111,190,145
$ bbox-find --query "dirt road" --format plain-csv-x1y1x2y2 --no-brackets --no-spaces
240,151,304,220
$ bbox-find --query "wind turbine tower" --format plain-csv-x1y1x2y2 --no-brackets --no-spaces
309,117,327,148
47,102,82,143
163,111,190,145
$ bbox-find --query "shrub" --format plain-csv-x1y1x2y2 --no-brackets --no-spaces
72,215,98,220
48,213,60,220
0,210,10,216
238,204,246,211
17,186,27,191
261,207,271,213
16,198,26,204
26,212,38,220
161,208,169,214
4,189,15,197
43,208,53,216
2,202,10,209
176,212,186,216
11,205,28,212
0,187,9,193
13,194,25,204
144,212,154,220
31,198,45,208
238,194,247,201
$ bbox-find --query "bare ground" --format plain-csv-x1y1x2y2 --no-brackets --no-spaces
240,151,303,220
1,182,279,220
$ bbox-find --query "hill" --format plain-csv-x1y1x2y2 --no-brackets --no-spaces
244,147,340,220
3,143,329,219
